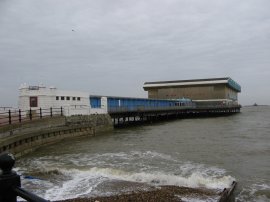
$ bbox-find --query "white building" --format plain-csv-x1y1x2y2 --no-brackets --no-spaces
18,84,107,116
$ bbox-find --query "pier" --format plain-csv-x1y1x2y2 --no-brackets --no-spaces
109,105,241,126
0,105,241,129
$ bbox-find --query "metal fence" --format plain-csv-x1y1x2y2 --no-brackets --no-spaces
0,107,63,127
0,153,49,202
108,104,241,114
108,105,195,114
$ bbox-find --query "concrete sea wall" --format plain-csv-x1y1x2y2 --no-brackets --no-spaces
0,114,113,157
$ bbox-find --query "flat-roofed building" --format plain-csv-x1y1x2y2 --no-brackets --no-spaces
143,77,241,104
18,84,107,115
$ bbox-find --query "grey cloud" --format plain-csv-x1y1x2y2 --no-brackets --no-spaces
1,0,270,106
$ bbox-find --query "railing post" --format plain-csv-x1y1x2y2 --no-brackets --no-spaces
0,153,49,202
39,108,42,119
29,108,32,120
19,109,22,123
50,107,53,117
8,110,11,125
0,153,21,202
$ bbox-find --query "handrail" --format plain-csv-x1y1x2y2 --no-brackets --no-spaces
0,153,49,202
108,105,241,113
0,107,63,127
13,187,49,202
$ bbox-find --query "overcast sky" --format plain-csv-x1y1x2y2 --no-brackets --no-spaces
1,0,270,106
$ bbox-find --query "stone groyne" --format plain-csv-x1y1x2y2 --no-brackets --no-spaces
0,114,113,157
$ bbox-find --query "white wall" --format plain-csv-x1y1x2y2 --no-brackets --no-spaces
101,97,108,112
18,85,57,110
18,84,108,115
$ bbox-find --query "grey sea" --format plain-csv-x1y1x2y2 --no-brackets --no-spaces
16,106,270,201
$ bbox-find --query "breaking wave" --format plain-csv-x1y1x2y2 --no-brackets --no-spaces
236,183,270,202
20,165,234,200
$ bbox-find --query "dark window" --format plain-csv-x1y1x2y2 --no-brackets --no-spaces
29,86,39,90
30,97,38,107
61,96,65,100
66,97,70,100
73,97,76,101
77,97,80,101
56,96,59,100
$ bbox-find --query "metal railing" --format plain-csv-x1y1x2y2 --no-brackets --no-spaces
0,153,49,202
0,107,63,127
108,104,241,114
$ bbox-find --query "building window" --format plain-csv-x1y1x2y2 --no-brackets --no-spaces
61,96,65,100
73,97,76,101
66,97,70,100
29,97,38,107
77,97,80,101
56,96,59,100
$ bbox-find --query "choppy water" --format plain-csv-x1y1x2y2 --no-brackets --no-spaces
16,106,270,201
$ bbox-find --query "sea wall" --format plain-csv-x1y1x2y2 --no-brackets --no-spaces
0,114,113,157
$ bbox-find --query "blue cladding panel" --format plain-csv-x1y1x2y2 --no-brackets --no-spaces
108,98,119,108
90,97,101,108
107,96,194,111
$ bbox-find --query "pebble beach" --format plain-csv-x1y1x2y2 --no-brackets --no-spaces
56,185,219,202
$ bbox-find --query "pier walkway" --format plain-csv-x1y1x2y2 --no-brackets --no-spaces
108,105,241,126
0,105,241,129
